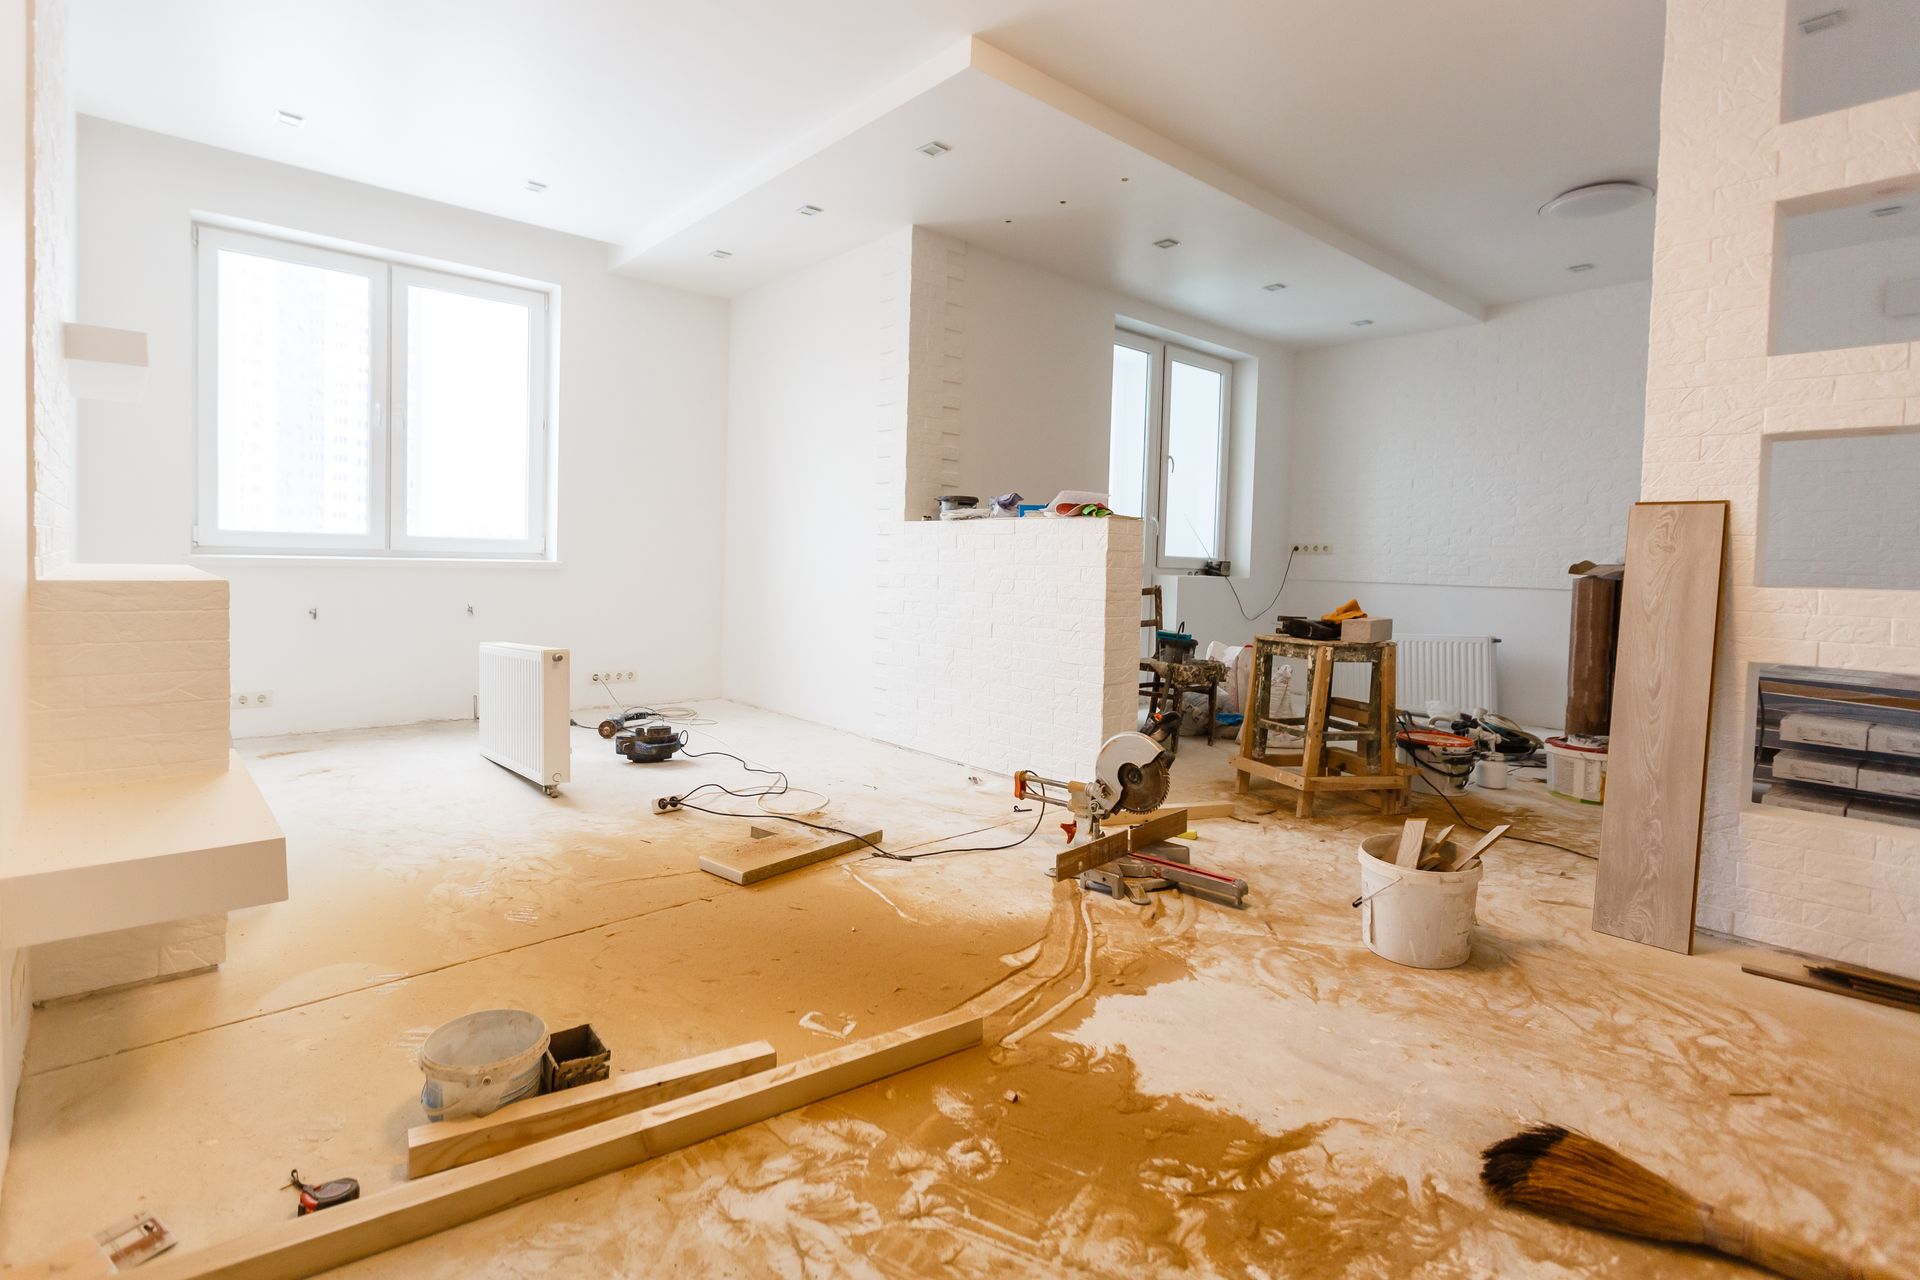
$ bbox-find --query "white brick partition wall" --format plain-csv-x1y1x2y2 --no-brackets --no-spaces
1646,1,1920,974
28,0,74,577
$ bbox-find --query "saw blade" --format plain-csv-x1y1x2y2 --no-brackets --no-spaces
1123,757,1171,813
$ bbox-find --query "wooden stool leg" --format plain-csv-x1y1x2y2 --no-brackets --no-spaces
1205,683,1217,745
1234,645,1268,795
1297,649,1335,818
1376,643,1409,813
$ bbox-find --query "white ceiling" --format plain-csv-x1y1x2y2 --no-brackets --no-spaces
72,0,1671,336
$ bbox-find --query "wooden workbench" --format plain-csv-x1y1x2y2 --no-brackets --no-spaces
1232,635,1410,817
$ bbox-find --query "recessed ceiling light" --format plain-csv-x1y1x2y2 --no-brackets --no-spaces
1153,238,1180,249
275,109,304,128
1870,204,1907,217
1538,181,1654,219
1798,9,1845,35
1568,262,1596,273
710,250,733,259
524,180,547,193
917,141,950,157
1263,282,1287,292
796,204,822,216
1351,319,1374,327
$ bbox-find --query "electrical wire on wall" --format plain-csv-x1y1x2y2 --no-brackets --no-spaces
1220,546,1297,622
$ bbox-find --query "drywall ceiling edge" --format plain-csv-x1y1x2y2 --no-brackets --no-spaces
611,35,1486,325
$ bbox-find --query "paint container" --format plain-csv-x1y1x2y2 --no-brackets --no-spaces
1355,835,1483,969
1545,736,1608,804
419,1009,549,1122
1473,758,1509,789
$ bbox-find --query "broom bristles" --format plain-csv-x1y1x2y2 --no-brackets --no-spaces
1480,1124,1711,1245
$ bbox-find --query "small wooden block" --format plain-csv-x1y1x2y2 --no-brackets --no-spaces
1394,819,1427,867
406,1040,777,1178
1125,808,1190,851
698,824,882,885
1049,828,1130,880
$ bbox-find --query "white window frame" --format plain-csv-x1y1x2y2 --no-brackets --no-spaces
1114,329,1231,571
194,225,552,559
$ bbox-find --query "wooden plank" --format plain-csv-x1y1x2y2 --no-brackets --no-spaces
1048,828,1129,880
1394,819,1427,868
698,824,881,885
1592,501,1728,953
406,1040,777,1178
1105,801,1235,827
1741,962,1920,1014
1124,808,1189,851
134,1012,983,1280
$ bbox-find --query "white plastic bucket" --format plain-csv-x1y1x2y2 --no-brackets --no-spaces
1545,736,1607,804
1356,835,1484,969
419,1009,549,1122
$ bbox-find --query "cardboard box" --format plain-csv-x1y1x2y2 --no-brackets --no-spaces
1760,784,1848,815
1859,762,1920,801
1779,712,1871,751
1770,750,1858,788
1867,723,1920,758
1340,616,1393,642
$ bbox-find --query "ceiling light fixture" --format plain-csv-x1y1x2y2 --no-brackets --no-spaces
1568,262,1596,273
275,109,305,128
524,180,547,193
1798,9,1846,35
709,250,733,259
1538,181,1654,219
797,204,822,216
1153,238,1180,249
1263,282,1287,291
1870,204,1907,217
1351,319,1374,327
917,141,951,157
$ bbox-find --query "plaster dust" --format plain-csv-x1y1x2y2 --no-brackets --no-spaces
1,704,1915,1278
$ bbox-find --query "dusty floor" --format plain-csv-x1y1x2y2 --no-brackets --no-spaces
2,702,1916,1277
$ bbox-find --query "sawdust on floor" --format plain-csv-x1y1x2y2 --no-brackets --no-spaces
2,704,1915,1278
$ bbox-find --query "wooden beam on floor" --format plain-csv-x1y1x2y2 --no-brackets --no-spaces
405,1040,778,1178
697,824,882,885
132,1011,983,1280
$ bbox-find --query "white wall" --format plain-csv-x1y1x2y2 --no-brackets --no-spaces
73,119,731,736
1282,281,1652,727
0,0,31,1193
1761,429,1920,589
1774,232,1920,356
956,244,1295,656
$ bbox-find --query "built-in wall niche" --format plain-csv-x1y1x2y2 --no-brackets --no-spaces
1759,428,1920,590
1772,189,1920,355
1784,0,1920,121
1754,665,1920,831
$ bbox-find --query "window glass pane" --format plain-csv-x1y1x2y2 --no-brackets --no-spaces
215,249,372,534
1163,357,1224,560
1108,343,1151,517
405,285,532,541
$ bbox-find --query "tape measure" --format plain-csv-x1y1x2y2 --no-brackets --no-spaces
288,1169,360,1216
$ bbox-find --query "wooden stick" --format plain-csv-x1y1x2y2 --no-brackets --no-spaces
1743,962,1920,1015
1394,818,1427,868
133,1012,983,1280
1105,800,1235,826
406,1040,777,1178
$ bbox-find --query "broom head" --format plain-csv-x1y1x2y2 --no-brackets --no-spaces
1481,1124,1711,1246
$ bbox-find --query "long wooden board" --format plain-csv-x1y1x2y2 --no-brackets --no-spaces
698,824,882,885
1592,501,1728,953
1105,801,1235,827
1741,962,1920,1014
1048,809,1194,881
406,1040,777,1178
134,1012,983,1280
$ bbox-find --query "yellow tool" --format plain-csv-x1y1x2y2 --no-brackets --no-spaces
1321,599,1367,623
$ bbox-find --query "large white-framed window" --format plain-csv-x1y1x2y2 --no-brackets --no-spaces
1109,329,1230,570
195,225,551,558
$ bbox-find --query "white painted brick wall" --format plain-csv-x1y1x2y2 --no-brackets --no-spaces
1761,430,1920,589
1647,0,1920,976
30,913,226,1003
26,567,231,785
29,0,74,577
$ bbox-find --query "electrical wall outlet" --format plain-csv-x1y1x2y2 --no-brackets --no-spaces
589,671,638,685
1291,543,1334,555
234,690,273,708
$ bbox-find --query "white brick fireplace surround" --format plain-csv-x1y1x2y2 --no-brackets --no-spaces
1645,0,1920,975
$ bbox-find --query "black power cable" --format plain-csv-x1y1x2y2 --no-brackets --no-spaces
1220,546,1298,622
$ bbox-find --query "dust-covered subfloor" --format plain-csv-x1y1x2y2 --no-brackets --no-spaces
3,703,1915,1277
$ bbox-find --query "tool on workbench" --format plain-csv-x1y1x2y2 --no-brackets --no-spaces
287,1169,361,1216
1014,717,1179,841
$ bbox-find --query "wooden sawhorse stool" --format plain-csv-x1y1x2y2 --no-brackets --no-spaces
1232,635,1411,817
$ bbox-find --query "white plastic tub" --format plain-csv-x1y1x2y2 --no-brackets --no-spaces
1545,736,1608,804
419,1009,549,1122
1356,835,1484,969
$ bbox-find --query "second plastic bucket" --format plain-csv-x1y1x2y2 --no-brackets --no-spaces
419,1008,549,1122
1356,834,1483,969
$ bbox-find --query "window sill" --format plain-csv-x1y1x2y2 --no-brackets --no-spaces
190,552,561,568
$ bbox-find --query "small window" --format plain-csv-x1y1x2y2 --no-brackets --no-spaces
196,226,551,557
1109,331,1229,569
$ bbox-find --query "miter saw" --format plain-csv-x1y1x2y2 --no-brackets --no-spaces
1013,713,1178,841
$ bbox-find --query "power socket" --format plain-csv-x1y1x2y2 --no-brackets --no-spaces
1291,543,1333,556
234,690,274,708
589,671,637,685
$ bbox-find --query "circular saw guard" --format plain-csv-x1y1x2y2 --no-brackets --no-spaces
1094,731,1172,815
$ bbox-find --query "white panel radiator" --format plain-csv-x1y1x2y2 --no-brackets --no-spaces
1330,635,1500,716
477,643,571,795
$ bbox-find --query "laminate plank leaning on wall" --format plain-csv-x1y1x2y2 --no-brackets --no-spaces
1591,501,1729,953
